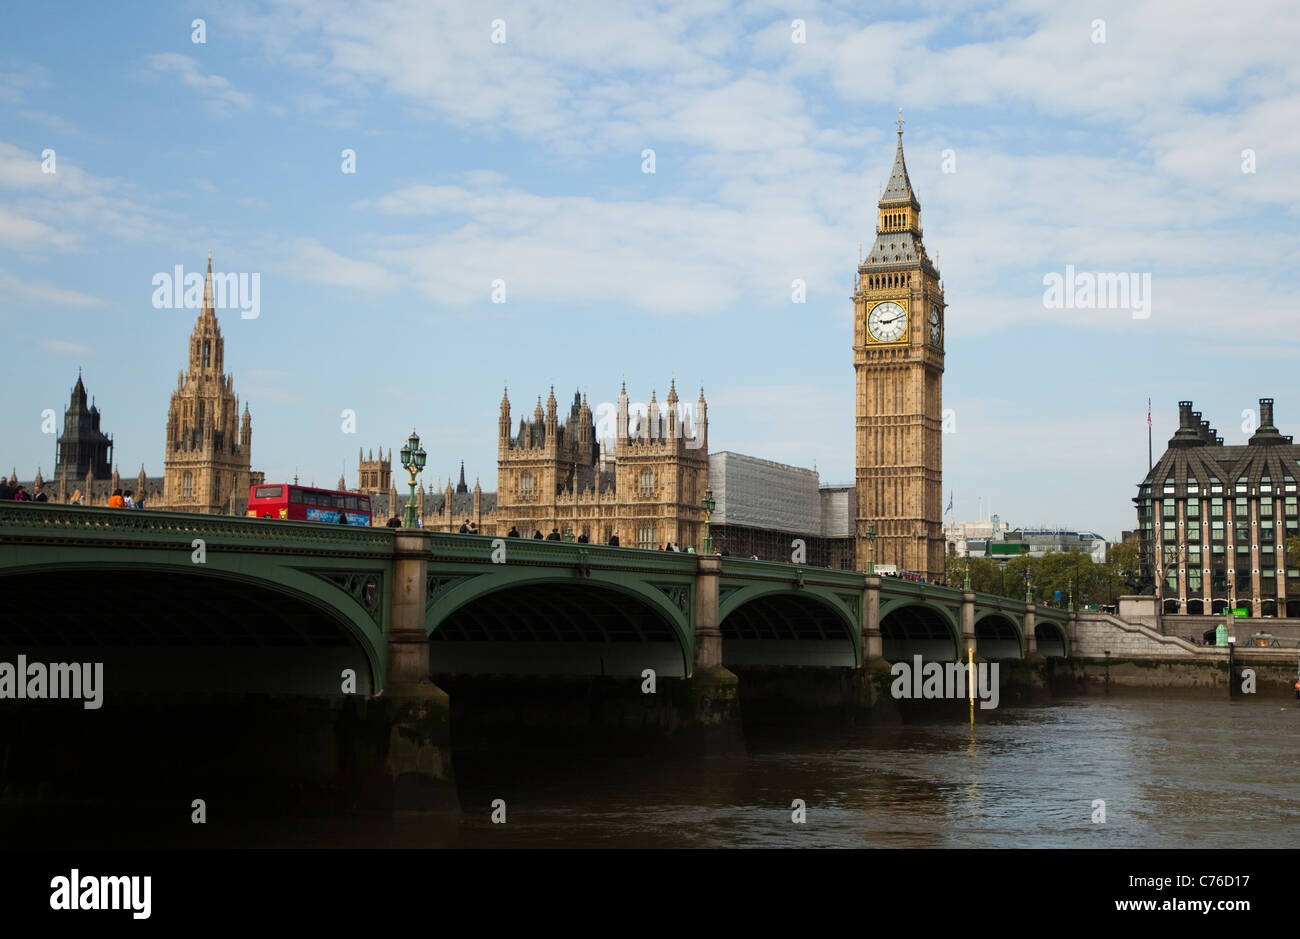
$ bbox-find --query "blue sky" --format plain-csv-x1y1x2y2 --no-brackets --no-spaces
1,0,1297,539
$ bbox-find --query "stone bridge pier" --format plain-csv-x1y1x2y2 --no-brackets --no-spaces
380,532,456,811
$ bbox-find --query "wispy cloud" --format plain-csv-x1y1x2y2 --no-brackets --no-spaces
279,237,392,290
0,268,106,307
145,53,253,115
39,339,95,357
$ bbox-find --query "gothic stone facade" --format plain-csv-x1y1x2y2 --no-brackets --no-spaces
154,256,260,514
55,374,113,481
495,382,709,547
355,383,710,546
855,120,946,581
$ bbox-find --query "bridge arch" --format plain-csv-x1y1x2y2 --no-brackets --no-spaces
1034,621,1069,657
974,611,1024,659
0,560,386,694
718,585,859,668
427,571,693,678
879,601,960,663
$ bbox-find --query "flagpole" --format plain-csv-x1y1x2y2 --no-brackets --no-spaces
1148,397,1153,471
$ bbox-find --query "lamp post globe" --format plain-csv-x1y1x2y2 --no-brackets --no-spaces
701,488,716,554
400,429,424,528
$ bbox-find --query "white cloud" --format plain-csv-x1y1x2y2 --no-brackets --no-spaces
0,206,81,251
39,339,95,356
0,141,170,248
279,237,392,290
145,53,254,114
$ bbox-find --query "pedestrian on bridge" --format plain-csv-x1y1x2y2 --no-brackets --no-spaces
108,489,124,508
547,528,561,541
507,526,520,537
0,477,11,500
533,529,544,539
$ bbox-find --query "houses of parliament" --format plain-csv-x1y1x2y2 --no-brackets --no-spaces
23,123,947,578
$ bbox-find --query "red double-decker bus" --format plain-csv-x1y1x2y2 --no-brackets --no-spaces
247,484,373,526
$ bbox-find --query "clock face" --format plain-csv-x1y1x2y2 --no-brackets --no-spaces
867,300,907,342
929,303,942,346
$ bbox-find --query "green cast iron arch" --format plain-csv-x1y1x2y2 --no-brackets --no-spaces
1032,616,1071,657
717,583,861,662
878,597,962,643
0,553,387,690
973,609,1026,650
425,568,695,672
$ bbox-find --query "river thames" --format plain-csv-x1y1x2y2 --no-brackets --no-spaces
261,692,1300,849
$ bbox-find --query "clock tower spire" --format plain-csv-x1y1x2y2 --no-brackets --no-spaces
854,117,946,581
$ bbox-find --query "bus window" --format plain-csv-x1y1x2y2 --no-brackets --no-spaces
254,485,284,499
345,496,358,510
290,489,304,504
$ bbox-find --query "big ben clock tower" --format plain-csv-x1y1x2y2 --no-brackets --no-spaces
854,114,945,581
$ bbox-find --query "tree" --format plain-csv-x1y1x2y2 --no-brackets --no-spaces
1286,536,1300,569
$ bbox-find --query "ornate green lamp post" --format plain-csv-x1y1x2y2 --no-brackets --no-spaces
1025,571,1033,604
866,523,876,575
963,552,971,591
399,429,426,529
701,488,716,554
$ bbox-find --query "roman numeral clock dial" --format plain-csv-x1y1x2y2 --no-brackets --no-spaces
867,300,907,343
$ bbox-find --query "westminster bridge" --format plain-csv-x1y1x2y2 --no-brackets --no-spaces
0,502,1084,806
0,503,1073,695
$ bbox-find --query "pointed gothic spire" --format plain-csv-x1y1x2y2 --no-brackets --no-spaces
202,251,215,315
880,109,919,209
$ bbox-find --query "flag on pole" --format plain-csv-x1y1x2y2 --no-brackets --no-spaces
1147,398,1152,425
946,491,953,515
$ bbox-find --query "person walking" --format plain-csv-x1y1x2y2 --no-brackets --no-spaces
12,484,27,502
0,477,11,501
33,483,48,503
546,527,561,541
507,525,520,537
385,516,402,528
123,490,136,509
607,533,619,547
533,529,544,539
108,488,125,508
459,519,471,533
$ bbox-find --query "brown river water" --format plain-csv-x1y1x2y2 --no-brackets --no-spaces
285,693,1300,849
